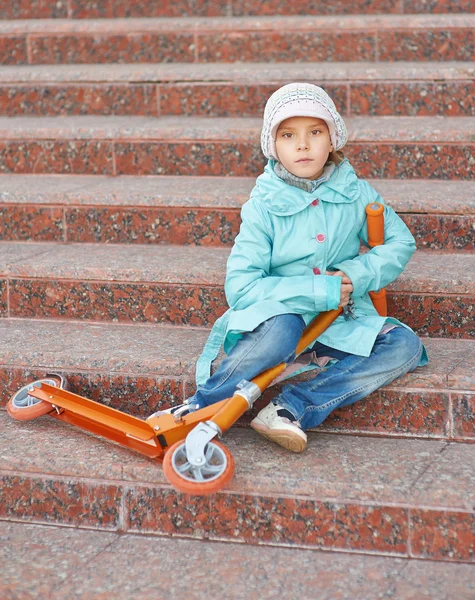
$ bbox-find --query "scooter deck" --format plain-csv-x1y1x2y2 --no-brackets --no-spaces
28,382,164,459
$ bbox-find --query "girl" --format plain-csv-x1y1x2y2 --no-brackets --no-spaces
168,82,428,453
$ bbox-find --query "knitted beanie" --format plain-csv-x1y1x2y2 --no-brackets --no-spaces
261,82,348,160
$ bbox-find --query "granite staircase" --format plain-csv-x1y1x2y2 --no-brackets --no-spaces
0,1,474,598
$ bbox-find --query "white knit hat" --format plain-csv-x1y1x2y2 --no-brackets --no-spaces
261,82,348,160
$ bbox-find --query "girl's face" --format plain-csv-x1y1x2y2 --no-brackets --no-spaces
275,116,333,180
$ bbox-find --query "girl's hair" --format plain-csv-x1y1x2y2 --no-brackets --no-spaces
329,150,346,165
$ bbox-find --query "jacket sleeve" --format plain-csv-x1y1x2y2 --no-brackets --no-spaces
225,199,341,313
332,180,416,297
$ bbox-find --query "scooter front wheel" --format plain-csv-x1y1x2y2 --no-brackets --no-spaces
7,375,63,421
163,439,235,495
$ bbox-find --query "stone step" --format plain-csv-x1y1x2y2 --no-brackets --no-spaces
1,15,473,65
2,0,473,20
2,521,475,600
0,115,473,179
1,410,474,562
0,242,473,337
0,318,473,441
0,62,474,116
0,175,473,250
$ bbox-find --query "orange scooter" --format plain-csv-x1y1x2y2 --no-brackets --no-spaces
7,203,387,496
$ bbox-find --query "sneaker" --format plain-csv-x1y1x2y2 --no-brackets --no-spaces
250,403,307,453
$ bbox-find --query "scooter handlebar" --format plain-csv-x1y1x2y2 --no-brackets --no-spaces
366,202,384,248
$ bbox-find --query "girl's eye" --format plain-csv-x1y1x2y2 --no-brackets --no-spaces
311,130,321,135
282,132,293,138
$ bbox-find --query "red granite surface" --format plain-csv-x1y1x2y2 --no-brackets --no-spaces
0,318,474,438
0,413,473,561
3,521,475,600
0,242,473,336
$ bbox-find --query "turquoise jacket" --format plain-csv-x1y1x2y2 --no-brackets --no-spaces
196,158,428,386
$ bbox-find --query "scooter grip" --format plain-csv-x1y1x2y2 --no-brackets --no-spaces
365,202,387,317
369,288,387,317
366,202,385,248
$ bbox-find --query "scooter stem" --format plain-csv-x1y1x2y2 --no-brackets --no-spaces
208,308,343,434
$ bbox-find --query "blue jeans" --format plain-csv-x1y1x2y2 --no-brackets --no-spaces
189,314,423,431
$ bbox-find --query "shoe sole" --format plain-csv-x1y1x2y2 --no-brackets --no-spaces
251,421,307,453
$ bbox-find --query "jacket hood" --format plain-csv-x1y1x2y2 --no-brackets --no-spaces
253,158,359,216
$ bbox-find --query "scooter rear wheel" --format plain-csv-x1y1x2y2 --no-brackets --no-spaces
7,376,62,421
163,439,235,495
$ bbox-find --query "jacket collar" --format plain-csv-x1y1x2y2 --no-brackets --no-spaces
274,161,336,193
254,158,359,216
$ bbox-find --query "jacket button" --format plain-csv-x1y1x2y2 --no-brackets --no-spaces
311,199,319,206
316,233,325,243
313,267,321,275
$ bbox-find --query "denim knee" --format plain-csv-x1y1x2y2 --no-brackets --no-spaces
259,313,306,366
389,327,422,370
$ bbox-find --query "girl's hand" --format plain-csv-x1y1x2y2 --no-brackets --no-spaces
326,270,354,308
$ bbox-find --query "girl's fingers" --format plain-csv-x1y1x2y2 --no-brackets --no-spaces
326,270,352,285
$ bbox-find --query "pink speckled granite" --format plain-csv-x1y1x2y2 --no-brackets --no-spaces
0,473,122,528
0,279,6,316
0,410,469,508
0,319,208,379
0,115,473,178
69,0,216,18
0,16,473,64
233,0,400,15
406,0,475,12
0,204,64,241
0,62,472,84
0,114,473,142
233,0,475,15
1,394,474,559
3,521,475,600
0,140,114,174
0,36,28,65
30,32,195,65
1,15,472,35
2,242,227,283
2,80,474,118
400,214,475,251
66,206,241,246
1,324,474,436
9,278,227,325
2,365,185,417
0,115,262,141
0,416,141,480
410,509,474,561
378,29,474,62
1,242,473,333
126,487,406,552
0,522,117,600
0,174,251,207
319,388,451,438
114,141,263,177
389,253,475,295
0,175,472,213
2,81,471,121
0,84,158,116
196,31,376,62
452,393,475,439
351,82,475,116
160,82,347,117
389,558,475,600
387,293,475,338
0,1,68,19
347,143,474,180
410,442,475,510
449,348,475,390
